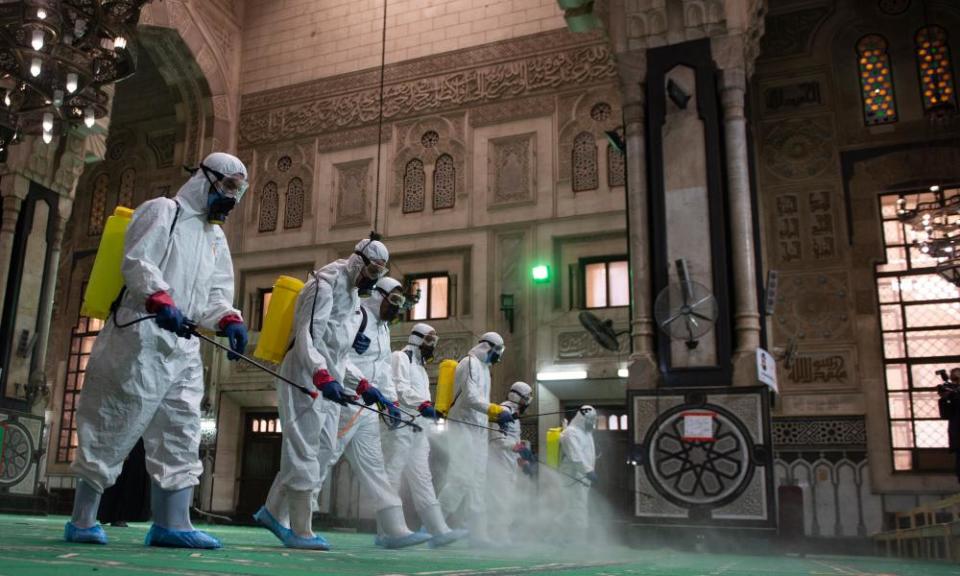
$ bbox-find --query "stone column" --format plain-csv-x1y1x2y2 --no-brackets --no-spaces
719,67,761,384
619,54,659,389
26,213,67,411
0,190,23,319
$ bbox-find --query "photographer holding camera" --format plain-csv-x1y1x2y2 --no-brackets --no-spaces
937,368,960,483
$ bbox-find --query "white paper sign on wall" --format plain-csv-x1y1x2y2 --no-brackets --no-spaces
682,412,715,442
757,347,778,394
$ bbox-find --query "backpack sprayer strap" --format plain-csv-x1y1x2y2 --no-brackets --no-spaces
112,200,182,329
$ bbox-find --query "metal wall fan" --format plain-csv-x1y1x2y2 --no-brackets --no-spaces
579,311,629,352
653,259,718,349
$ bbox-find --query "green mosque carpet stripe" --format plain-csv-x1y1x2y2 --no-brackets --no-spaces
1,515,959,576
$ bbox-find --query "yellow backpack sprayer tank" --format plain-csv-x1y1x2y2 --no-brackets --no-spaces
253,275,305,364
546,427,563,468
80,206,135,320
434,359,458,415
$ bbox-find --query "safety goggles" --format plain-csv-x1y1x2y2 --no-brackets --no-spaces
355,240,388,279
481,339,504,356
201,164,249,198
377,287,406,308
413,330,439,347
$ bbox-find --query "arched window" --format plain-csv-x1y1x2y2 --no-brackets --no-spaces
284,177,304,229
572,132,598,192
258,181,278,232
857,34,897,125
608,414,619,431
87,174,109,236
118,168,135,208
433,154,455,210
620,414,629,431
402,159,425,214
607,144,625,187
916,26,956,113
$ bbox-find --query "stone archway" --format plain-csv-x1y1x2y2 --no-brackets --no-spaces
138,0,241,154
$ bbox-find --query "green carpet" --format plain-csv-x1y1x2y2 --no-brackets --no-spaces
0,515,954,575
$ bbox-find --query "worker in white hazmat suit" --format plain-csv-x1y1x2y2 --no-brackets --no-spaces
436,332,514,546
317,277,431,549
485,381,534,546
558,405,598,543
67,153,250,549
381,323,469,548
253,237,389,550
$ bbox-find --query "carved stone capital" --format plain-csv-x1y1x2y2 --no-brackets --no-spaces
0,194,22,234
719,67,747,121
615,49,648,104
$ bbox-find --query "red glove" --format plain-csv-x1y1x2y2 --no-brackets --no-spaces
218,314,243,330
313,369,335,388
145,291,175,313
355,379,372,396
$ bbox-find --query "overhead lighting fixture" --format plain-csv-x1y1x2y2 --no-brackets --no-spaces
537,369,588,381
0,1,152,145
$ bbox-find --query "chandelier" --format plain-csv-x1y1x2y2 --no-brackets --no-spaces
0,0,153,153
897,185,960,285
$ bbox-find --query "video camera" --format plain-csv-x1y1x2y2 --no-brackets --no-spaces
936,369,960,398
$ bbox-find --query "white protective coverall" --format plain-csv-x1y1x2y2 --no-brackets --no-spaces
485,398,522,544
558,405,597,541
381,324,453,537
322,280,403,520
265,241,388,522
436,334,503,543
73,152,246,493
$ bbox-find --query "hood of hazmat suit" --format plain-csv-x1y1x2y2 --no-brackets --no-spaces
384,323,435,407
72,152,246,495
559,405,597,477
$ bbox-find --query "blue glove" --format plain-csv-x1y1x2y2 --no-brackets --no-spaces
220,319,248,361
584,471,598,485
313,370,348,405
357,380,388,406
517,446,535,462
495,410,515,430
155,305,190,337
418,402,439,420
384,402,404,429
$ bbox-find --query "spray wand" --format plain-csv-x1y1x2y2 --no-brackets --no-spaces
389,403,508,435
162,318,422,432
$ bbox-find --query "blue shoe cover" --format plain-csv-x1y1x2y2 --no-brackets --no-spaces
281,531,330,550
64,521,108,545
145,524,221,549
429,528,469,548
253,506,289,542
377,530,432,549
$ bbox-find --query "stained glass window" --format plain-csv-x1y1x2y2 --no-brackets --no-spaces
857,34,897,125
87,174,109,236
877,191,960,472
403,159,425,214
916,26,956,113
433,154,455,210
258,181,278,232
58,313,103,462
118,168,135,208
284,177,304,229
572,132,598,192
